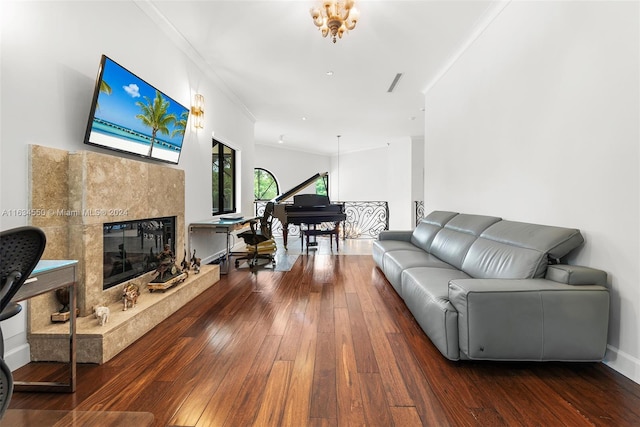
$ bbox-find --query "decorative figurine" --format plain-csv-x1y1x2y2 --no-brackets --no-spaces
93,305,110,326
122,283,140,311
191,249,201,274
148,244,189,291
51,287,76,323
181,248,190,275
154,244,176,282
55,287,71,313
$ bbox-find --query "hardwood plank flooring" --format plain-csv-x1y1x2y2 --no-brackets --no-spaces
7,254,640,426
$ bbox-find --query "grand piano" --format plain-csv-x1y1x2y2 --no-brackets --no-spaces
272,172,346,250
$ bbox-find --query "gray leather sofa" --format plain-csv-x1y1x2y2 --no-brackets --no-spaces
373,211,609,362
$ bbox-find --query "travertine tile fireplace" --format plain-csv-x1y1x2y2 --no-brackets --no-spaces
29,145,185,320
26,145,217,363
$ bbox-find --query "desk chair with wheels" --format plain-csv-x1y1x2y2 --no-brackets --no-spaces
0,226,46,419
234,202,277,269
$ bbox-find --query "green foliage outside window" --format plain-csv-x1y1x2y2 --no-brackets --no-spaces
252,170,329,201
315,178,327,196
212,141,236,215
254,168,279,200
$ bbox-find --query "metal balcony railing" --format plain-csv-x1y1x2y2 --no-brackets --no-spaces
415,200,424,225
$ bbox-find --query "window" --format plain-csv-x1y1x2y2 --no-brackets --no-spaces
254,168,279,200
315,175,328,196
212,139,236,215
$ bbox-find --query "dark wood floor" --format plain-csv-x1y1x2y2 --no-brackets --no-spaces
8,255,640,426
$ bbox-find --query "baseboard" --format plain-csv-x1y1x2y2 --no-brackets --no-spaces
603,344,640,385
5,343,31,372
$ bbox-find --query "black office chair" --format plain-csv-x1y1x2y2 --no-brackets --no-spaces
0,226,46,419
234,202,277,269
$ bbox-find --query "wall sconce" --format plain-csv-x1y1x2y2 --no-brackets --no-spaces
191,94,205,129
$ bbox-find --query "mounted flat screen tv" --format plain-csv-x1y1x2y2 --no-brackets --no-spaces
84,55,189,164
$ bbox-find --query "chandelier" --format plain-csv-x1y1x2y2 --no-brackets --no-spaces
310,0,360,43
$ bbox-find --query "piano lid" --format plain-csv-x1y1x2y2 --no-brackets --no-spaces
273,172,328,203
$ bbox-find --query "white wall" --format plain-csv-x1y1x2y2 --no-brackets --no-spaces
0,0,255,369
331,140,413,230
425,1,639,383
411,136,425,225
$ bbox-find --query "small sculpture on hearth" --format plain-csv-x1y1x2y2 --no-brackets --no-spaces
155,244,175,281
122,283,140,311
51,287,77,323
191,249,201,274
180,248,190,276
93,305,110,326
55,287,71,313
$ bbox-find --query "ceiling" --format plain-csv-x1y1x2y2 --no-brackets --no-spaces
144,0,499,156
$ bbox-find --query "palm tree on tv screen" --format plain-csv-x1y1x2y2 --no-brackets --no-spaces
172,110,189,139
97,80,112,110
136,90,177,157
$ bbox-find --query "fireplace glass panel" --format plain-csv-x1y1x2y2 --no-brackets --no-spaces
103,217,175,290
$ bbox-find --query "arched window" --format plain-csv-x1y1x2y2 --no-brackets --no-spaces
254,168,279,200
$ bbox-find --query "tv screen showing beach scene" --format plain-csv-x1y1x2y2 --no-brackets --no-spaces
84,55,189,164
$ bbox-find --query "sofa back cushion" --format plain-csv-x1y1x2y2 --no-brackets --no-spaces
462,220,584,279
428,214,501,270
411,211,458,252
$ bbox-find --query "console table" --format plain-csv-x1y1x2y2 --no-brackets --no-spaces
11,260,77,393
189,218,253,274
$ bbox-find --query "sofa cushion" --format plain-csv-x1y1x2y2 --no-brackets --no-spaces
462,221,584,279
461,239,544,279
372,239,422,269
382,250,454,296
429,214,501,269
401,267,471,360
485,221,584,260
410,211,458,252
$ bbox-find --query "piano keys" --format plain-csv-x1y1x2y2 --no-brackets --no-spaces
272,173,346,249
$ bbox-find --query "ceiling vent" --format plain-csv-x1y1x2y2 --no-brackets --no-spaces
387,73,403,93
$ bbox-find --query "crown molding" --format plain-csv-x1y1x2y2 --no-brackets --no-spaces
423,0,511,95
133,0,256,124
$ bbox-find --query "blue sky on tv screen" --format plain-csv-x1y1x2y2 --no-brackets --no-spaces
94,57,188,147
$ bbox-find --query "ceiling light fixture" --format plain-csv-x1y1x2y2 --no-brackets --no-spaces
278,135,284,144
310,0,359,44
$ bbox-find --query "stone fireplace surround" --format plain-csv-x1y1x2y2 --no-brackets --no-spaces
27,145,219,363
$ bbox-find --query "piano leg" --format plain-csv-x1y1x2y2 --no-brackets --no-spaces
283,223,289,250
335,221,340,252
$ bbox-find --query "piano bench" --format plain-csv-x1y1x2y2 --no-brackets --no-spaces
301,228,340,254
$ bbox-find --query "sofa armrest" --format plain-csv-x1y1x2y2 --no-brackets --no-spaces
377,230,413,242
546,264,607,286
448,278,609,361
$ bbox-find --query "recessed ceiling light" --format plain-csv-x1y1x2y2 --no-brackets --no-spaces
302,116,307,121
326,71,334,76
